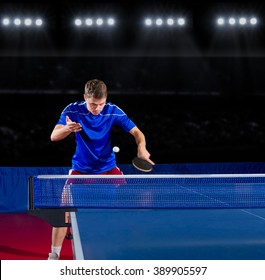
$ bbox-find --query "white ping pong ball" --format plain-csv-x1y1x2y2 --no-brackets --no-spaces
113,146,120,153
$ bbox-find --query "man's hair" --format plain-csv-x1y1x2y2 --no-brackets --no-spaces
84,79,108,99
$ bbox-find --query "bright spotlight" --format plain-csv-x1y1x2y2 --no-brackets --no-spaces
217,17,225,25
145,18,152,26
35,18,43,26
228,17,236,25
177,18,185,26
2,18,10,26
107,18,115,26
74,18,82,26
96,18,103,26
250,17,257,25
85,18,93,26
239,17,247,25
155,18,163,26
167,18,174,26
14,18,22,26
24,18,32,26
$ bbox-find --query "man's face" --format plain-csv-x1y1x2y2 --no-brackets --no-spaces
84,95,106,115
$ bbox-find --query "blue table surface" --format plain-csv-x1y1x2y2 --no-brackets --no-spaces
70,207,265,260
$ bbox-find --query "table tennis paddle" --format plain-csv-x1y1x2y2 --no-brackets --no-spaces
132,157,153,172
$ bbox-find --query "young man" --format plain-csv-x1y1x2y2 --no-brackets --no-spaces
48,78,154,260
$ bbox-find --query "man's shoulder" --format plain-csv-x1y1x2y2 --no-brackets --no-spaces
105,102,125,113
65,101,86,110
70,100,86,106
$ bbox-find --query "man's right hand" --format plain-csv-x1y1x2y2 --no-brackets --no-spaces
66,116,82,133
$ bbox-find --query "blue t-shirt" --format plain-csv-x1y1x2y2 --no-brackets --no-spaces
57,101,136,173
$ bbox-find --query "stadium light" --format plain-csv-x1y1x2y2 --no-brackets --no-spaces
74,17,115,28
1,16,44,27
216,15,259,27
144,16,186,28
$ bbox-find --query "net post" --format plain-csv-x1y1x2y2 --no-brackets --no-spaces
27,175,76,226
28,176,35,210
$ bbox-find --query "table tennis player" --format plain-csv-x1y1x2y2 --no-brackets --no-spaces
48,78,155,260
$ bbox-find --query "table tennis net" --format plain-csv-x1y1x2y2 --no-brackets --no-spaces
29,174,265,209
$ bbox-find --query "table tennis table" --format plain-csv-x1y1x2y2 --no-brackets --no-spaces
70,207,265,260
29,173,265,260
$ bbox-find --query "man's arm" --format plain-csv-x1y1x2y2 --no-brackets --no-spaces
50,124,72,141
129,126,155,165
51,116,82,141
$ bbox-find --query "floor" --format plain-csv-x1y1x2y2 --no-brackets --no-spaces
0,213,73,260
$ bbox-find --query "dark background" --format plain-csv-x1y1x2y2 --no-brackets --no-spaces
1,1,265,166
